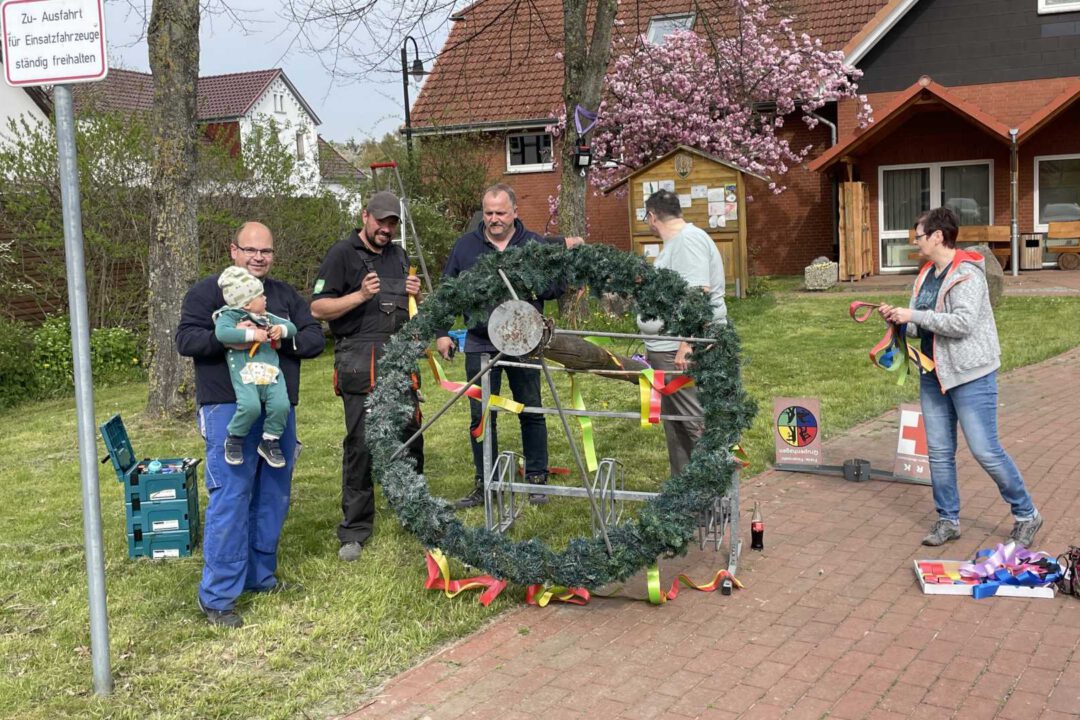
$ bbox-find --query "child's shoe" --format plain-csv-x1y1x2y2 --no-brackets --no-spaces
224,435,245,465
258,438,286,468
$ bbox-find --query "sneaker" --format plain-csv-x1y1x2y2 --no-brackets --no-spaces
1009,511,1044,548
197,597,243,628
922,519,962,546
258,438,286,468
338,541,364,562
454,485,485,509
526,474,549,506
224,436,245,466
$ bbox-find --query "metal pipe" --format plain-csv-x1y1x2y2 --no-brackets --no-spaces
1009,128,1019,277
811,111,841,262
54,84,112,696
496,404,703,423
554,328,716,344
538,358,613,553
497,359,686,377
489,479,659,502
390,351,504,460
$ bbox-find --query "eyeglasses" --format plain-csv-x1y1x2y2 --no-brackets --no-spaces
913,233,928,242
233,244,275,258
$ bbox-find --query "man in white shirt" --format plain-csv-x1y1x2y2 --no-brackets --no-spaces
636,189,727,477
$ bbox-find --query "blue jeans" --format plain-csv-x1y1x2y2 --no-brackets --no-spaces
919,371,1036,522
465,352,548,482
197,403,296,611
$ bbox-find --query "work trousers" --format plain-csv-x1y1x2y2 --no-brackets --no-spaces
198,403,296,611
647,349,704,478
337,388,424,544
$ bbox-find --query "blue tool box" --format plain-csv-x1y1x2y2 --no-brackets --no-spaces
99,414,201,559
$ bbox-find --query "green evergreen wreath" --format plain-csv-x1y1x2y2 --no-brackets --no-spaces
367,242,756,588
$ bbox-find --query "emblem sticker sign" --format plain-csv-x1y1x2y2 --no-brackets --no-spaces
893,403,930,482
772,397,822,466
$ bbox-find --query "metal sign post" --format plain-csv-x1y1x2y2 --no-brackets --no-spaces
2,0,111,696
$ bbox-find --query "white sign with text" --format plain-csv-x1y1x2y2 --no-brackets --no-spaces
2,0,107,86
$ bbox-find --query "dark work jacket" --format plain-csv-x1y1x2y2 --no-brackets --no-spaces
176,274,325,406
439,219,565,353
312,231,411,394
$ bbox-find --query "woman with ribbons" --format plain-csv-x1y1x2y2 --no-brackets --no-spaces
878,207,1042,548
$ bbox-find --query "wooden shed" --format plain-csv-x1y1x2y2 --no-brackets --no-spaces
603,145,766,298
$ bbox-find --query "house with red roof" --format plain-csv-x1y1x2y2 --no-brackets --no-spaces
412,0,1080,276
72,67,352,195
0,52,51,132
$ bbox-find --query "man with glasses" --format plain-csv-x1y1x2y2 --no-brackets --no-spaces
177,221,326,627
310,191,424,562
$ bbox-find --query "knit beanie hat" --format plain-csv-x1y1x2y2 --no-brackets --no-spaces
218,266,264,309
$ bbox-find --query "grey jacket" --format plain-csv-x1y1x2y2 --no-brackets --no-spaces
907,250,1000,392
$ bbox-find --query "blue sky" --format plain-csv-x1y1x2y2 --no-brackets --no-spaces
102,1,445,143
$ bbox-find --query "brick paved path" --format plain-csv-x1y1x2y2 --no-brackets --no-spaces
349,349,1080,720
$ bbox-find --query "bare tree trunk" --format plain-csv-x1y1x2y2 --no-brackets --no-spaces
557,0,617,324
543,334,647,384
145,0,200,420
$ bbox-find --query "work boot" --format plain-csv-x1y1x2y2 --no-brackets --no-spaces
526,474,549,506
1009,511,1044,549
454,484,485,509
258,438,286,468
921,519,961,546
224,435,245,466
197,597,243,628
338,542,364,562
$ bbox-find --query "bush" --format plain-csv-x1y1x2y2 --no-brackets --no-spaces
4,315,146,404
0,317,40,408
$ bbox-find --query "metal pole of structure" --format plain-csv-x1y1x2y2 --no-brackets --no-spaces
53,84,113,696
1009,128,1020,277
401,44,413,162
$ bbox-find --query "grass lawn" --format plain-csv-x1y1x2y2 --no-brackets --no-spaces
2,287,1079,719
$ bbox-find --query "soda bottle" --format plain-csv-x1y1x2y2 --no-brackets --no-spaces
751,501,764,551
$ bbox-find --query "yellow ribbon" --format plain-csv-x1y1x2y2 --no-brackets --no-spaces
570,374,598,472
646,561,745,604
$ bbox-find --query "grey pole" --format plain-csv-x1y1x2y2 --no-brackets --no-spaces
54,84,112,696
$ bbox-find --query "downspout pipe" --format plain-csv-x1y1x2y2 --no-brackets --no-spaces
811,111,840,258
1009,128,1019,277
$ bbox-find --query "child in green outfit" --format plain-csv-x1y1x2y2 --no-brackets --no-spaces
214,266,297,468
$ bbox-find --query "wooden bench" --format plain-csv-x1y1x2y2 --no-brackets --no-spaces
906,225,1012,267
1047,221,1080,270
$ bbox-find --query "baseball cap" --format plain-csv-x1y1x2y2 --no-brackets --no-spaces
366,191,402,220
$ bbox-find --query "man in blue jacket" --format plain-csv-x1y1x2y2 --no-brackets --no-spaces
435,184,582,508
176,221,325,628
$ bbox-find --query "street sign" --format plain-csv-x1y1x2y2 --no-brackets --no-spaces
1,0,107,87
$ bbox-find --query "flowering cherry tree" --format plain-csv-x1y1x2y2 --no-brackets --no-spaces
580,0,873,195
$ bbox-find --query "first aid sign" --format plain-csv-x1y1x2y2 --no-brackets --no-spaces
2,0,107,87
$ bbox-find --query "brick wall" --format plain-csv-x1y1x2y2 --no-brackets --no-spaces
476,127,836,274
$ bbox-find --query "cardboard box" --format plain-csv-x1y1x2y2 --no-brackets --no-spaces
914,559,1055,599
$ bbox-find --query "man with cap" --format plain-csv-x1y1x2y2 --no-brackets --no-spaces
177,221,326,628
310,191,424,562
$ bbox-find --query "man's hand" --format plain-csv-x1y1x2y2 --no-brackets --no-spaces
674,341,693,372
564,236,585,249
405,274,421,297
267,324,284,341
252,328,269,344
436,336,455,360
225,319,256,350
357,272,380,303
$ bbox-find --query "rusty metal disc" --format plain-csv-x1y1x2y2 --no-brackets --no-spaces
488,300,544,356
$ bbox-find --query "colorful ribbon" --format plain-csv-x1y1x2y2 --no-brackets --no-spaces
425,351,524,439
638,369,695,427
646,562,744,604
848,301,934,385
958,542,1062,599
424,549,507,606
570,374,598,472
525,584,591,607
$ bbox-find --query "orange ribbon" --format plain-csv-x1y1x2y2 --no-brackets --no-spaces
424,549,507,606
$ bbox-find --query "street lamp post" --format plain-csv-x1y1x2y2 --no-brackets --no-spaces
401,36,427,162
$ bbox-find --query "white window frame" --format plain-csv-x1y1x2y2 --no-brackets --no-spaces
296,130,306,161
877,159,994,272
1033,152,1080,231
273,93,285,113
646,13,695,44
505,131,553,173
1038,0,1080,14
